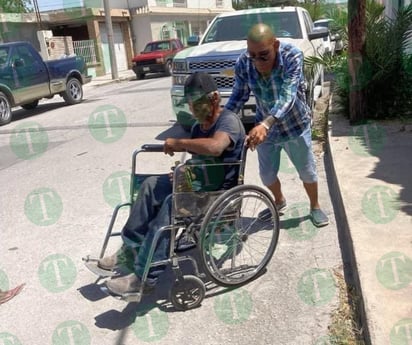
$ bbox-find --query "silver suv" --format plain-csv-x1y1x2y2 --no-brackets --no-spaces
171,6,328,130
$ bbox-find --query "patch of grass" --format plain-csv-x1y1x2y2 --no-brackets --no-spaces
328,268,366,345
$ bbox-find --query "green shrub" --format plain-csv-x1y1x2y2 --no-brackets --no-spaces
306,1,412,120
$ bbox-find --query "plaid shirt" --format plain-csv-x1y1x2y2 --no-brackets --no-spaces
225,42,312,141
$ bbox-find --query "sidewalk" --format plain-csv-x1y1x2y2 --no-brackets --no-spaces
85,69,136,88
327,99,412,344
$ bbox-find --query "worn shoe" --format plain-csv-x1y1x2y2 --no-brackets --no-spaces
98,246,137,271
258,200,287,220
105,273,154,296
310,208,329,227
97,251,119,271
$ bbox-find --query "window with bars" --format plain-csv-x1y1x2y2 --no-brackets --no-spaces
173,0,187,7
73,40,97,65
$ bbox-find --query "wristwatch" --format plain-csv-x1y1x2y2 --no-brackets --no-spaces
260,115,277,130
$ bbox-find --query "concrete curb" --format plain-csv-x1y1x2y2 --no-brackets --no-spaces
85,71,136,88
324,95,371,344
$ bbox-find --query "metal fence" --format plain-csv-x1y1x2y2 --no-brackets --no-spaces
73,39,97,65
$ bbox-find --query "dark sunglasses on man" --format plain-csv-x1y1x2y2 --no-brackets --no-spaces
246,49,271,62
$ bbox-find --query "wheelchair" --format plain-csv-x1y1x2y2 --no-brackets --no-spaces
83,142,280,310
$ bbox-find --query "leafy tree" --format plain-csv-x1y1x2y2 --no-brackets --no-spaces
0,0,32,13
347,0,366,123
307,1,412,121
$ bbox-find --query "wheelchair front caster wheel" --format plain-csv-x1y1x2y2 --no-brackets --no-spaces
170,275,205,311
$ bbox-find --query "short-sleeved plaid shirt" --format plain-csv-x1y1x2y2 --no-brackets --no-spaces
225,42,312,141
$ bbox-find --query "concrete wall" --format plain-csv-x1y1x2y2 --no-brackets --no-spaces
131,15,153,53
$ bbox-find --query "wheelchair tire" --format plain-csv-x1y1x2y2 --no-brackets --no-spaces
170,275,206,311
199,184,280,287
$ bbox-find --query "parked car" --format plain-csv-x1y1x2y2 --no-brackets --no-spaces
314,19,344,55
0,41,91,126
132,38,184,80
171,6,329,130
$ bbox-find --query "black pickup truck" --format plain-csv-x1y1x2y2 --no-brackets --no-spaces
0,41,92,125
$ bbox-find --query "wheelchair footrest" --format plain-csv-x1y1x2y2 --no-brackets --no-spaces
83,256,118,278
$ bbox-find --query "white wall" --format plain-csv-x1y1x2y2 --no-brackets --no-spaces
131,16,153,53
186,0,232,9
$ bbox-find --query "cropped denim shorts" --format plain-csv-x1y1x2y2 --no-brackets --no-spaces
256,126,318,186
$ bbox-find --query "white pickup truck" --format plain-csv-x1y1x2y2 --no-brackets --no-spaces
171,6,329,130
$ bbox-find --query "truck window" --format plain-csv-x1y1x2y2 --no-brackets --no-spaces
144,41,171,52
0,47,9,66
302,12,314,35
10,45,38,68
202,12,302,43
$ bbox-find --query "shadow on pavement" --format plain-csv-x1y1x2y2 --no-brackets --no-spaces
330,110,412,217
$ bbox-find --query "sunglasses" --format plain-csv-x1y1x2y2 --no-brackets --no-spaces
246,49,271,62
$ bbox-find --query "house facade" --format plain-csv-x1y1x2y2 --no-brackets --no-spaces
0,0,233,76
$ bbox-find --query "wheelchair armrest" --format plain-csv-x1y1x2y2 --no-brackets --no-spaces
141,144,164,152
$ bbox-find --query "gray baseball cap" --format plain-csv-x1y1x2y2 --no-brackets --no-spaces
184,72,218,102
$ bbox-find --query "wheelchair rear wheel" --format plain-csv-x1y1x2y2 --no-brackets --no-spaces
199,185,280,287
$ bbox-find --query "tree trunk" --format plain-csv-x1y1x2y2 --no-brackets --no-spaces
348,0,367,124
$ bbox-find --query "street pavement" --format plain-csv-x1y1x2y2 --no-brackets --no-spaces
88,71,412,344
0,70,410,344
104,71,412,345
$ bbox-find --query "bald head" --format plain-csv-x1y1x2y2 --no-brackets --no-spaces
247,23,275,43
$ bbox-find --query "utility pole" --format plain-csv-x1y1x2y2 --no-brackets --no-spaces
32,0,44,30
103,0,119,80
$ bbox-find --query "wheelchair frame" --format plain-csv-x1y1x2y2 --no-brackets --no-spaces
84,143,280,310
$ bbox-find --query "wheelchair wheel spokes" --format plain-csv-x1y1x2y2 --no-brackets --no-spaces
200,185,280,287
170,275,206,310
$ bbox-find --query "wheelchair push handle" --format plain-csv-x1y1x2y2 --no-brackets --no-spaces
141,144,164,152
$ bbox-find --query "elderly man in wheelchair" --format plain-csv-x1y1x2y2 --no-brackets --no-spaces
84,72,281,310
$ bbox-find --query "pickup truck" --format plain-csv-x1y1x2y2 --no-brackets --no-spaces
0,41,91,126
170,6,329,130
132,38,184,80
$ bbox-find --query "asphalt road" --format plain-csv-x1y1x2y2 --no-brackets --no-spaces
0,76,344,345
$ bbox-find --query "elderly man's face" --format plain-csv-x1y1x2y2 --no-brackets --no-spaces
188,95,212,123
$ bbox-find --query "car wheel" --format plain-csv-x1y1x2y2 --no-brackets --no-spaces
21,100,39,110
62,77,83,105
165,60,172,76
136,72,145,80
0,92,12,126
